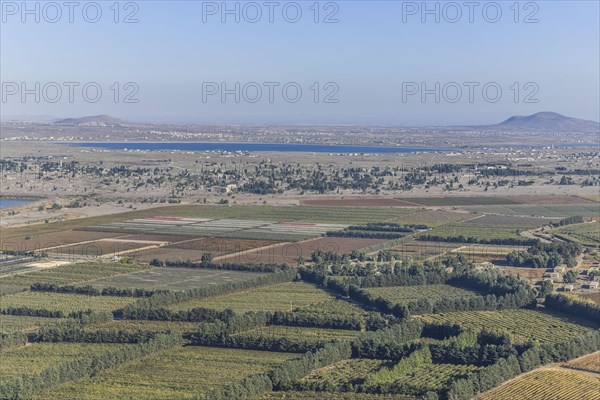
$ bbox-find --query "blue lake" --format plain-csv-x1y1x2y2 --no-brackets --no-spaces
0,200,27,208
67,142,448,154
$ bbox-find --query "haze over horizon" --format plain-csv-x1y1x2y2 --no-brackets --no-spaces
1,1,599,125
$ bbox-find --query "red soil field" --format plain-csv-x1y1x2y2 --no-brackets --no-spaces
218,237,388,264
131,238,278,263
0,230,123,252
301,198,421,207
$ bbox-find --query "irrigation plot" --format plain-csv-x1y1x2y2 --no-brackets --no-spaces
78,267,269,291
84,217,346,242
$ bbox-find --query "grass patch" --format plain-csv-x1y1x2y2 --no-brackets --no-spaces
364,284,481,306
478,369,600,400
0,315,65,334
417,309,598,344
0,262,149,296
37,346,298,400
1,343,130,383
168,282,334,313
1,291,136,314
235,325,362,343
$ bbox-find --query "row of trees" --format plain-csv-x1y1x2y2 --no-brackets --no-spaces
506,241,582,268
34,320,159,344
347,223,428,233
326,230,406,240
148,260,290,273
117,268,295,319
0,333,183,400
544,293,600,324
417,235,537,246
447,330,600,400
197,342,352,400
30,283,163,298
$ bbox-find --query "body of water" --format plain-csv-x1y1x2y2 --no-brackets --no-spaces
68,142,448,154
0,200,28,209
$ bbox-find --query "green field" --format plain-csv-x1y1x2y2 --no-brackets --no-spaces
0,262,149,295
150,205,417,224
371,362,482,393
1,342,130,383
261,392,417,399
419,223,526,241
364,284,480,306
464,204,600,218
294,298,371,318
80,267,268,291
478,368,600,400
1,291,136,314
389,210,475,227
168,282,334,313
87,319,201,335
553,222,600,247
234,325,362,343
417,309,598,344
37,346,298,400
397,197,520,206
298,359,390,391
0,315,65,334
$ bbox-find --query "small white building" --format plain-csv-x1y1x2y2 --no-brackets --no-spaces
584,281,599,289
563,284,574,292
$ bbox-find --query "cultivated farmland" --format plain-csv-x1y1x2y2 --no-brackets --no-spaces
132,238,278,263
1,291,137,314
86,217,347,242
0,262,149,295
0,343,131,382
301,198,421,207
0,315,64,334
36,346,299,400
417,309,598,344
168,282,334,313
553,222,600,247
565,351,600,374
464,204,600,218
234,325,362,343
218,237,388,264
298,359,390,390
478,368,600,400
261,393,418,399
364,284,481,306
79,267,268,291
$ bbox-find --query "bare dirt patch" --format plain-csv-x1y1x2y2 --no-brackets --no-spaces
0,230,123,252
219,237,388,264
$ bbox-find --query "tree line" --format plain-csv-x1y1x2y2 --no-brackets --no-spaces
417,235,537,246
0,332,183,400
30,282,164,298
506,241,582,268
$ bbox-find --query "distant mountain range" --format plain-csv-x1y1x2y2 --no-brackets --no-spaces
53,115,130,127
40,112,600,133
490,112,599,133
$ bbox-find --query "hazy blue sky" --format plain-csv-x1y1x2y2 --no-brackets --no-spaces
1,0,599,125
